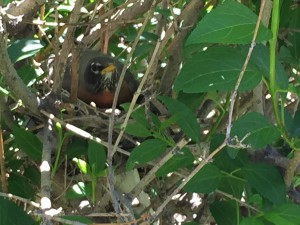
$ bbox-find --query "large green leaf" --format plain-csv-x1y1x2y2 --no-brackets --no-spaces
210,200,238,225
159,96,200,142
264,203,300,225
125,122,152,137
8,39,45,63
156,147,194,177
186,1,272,45
126,139,168,170
231,112,280,150
240,44,288,90
65,139,88,158
8,173,35,199
88,141,106,177
0,197,35,225
12,125,42,161
174,46,262,93
184,164,222,193
241,163,286,205
240,217,264,225
218,176,245,199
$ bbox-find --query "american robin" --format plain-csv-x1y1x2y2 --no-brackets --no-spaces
63,50,139,108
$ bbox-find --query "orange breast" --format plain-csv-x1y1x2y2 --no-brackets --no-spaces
77,82,133,108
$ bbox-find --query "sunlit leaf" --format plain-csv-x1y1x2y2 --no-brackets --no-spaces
186,1,272,45
8,39,45,63
88,141,106,177
174,46,262,93
65,182,87,199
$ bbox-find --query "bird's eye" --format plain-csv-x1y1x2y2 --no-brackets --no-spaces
90,62,102,74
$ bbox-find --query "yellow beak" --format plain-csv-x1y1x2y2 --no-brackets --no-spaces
101,64,116,75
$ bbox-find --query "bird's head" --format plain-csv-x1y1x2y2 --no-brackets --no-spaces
85,60,118,93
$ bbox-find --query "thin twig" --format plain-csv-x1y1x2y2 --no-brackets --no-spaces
225,0,266,143
0,192,40,208
152,142,226,220
108,0,158,159
0,127,7,193
216,190,261,213
106,1,158,220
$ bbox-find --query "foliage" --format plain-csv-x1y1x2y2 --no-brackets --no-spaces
0,0,300,225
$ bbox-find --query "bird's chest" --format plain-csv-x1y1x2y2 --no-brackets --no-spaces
85,74,118,94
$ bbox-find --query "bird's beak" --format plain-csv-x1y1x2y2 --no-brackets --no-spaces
101,64,116,75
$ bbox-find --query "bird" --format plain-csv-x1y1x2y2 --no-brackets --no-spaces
63,50,139,108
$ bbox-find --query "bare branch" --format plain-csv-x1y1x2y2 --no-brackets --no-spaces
159,0,205,95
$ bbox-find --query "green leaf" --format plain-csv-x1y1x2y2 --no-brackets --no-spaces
240,217,264,225
184,164,222,193
23,165,41,186
159,96,200,142
210,200,238,225
177,92,205,112
186,1,272,45
65,182,87,199
0,197,35,225
156,147,194,177
88,141,106,176
17,65,38,86
174,46,262,93
65,139,88,158
8,173,35,199
248,194,263,209
218,176,245,199
264,203,300,225
212,136,248,173
240,44,288,90
264,212,294,225
125,122,152,137
241,163,286,205
8,39,45,63
231,112,280,149
73,158,88,174
122,105,148,125
288,8,300,60
134,42,155,58
12,125,42,161
126,139,168,170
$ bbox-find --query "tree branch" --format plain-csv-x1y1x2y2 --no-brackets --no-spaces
159,0,205,95
4,0,45,38
0,11,40,116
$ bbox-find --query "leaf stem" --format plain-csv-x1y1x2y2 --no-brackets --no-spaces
268,0,295,148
